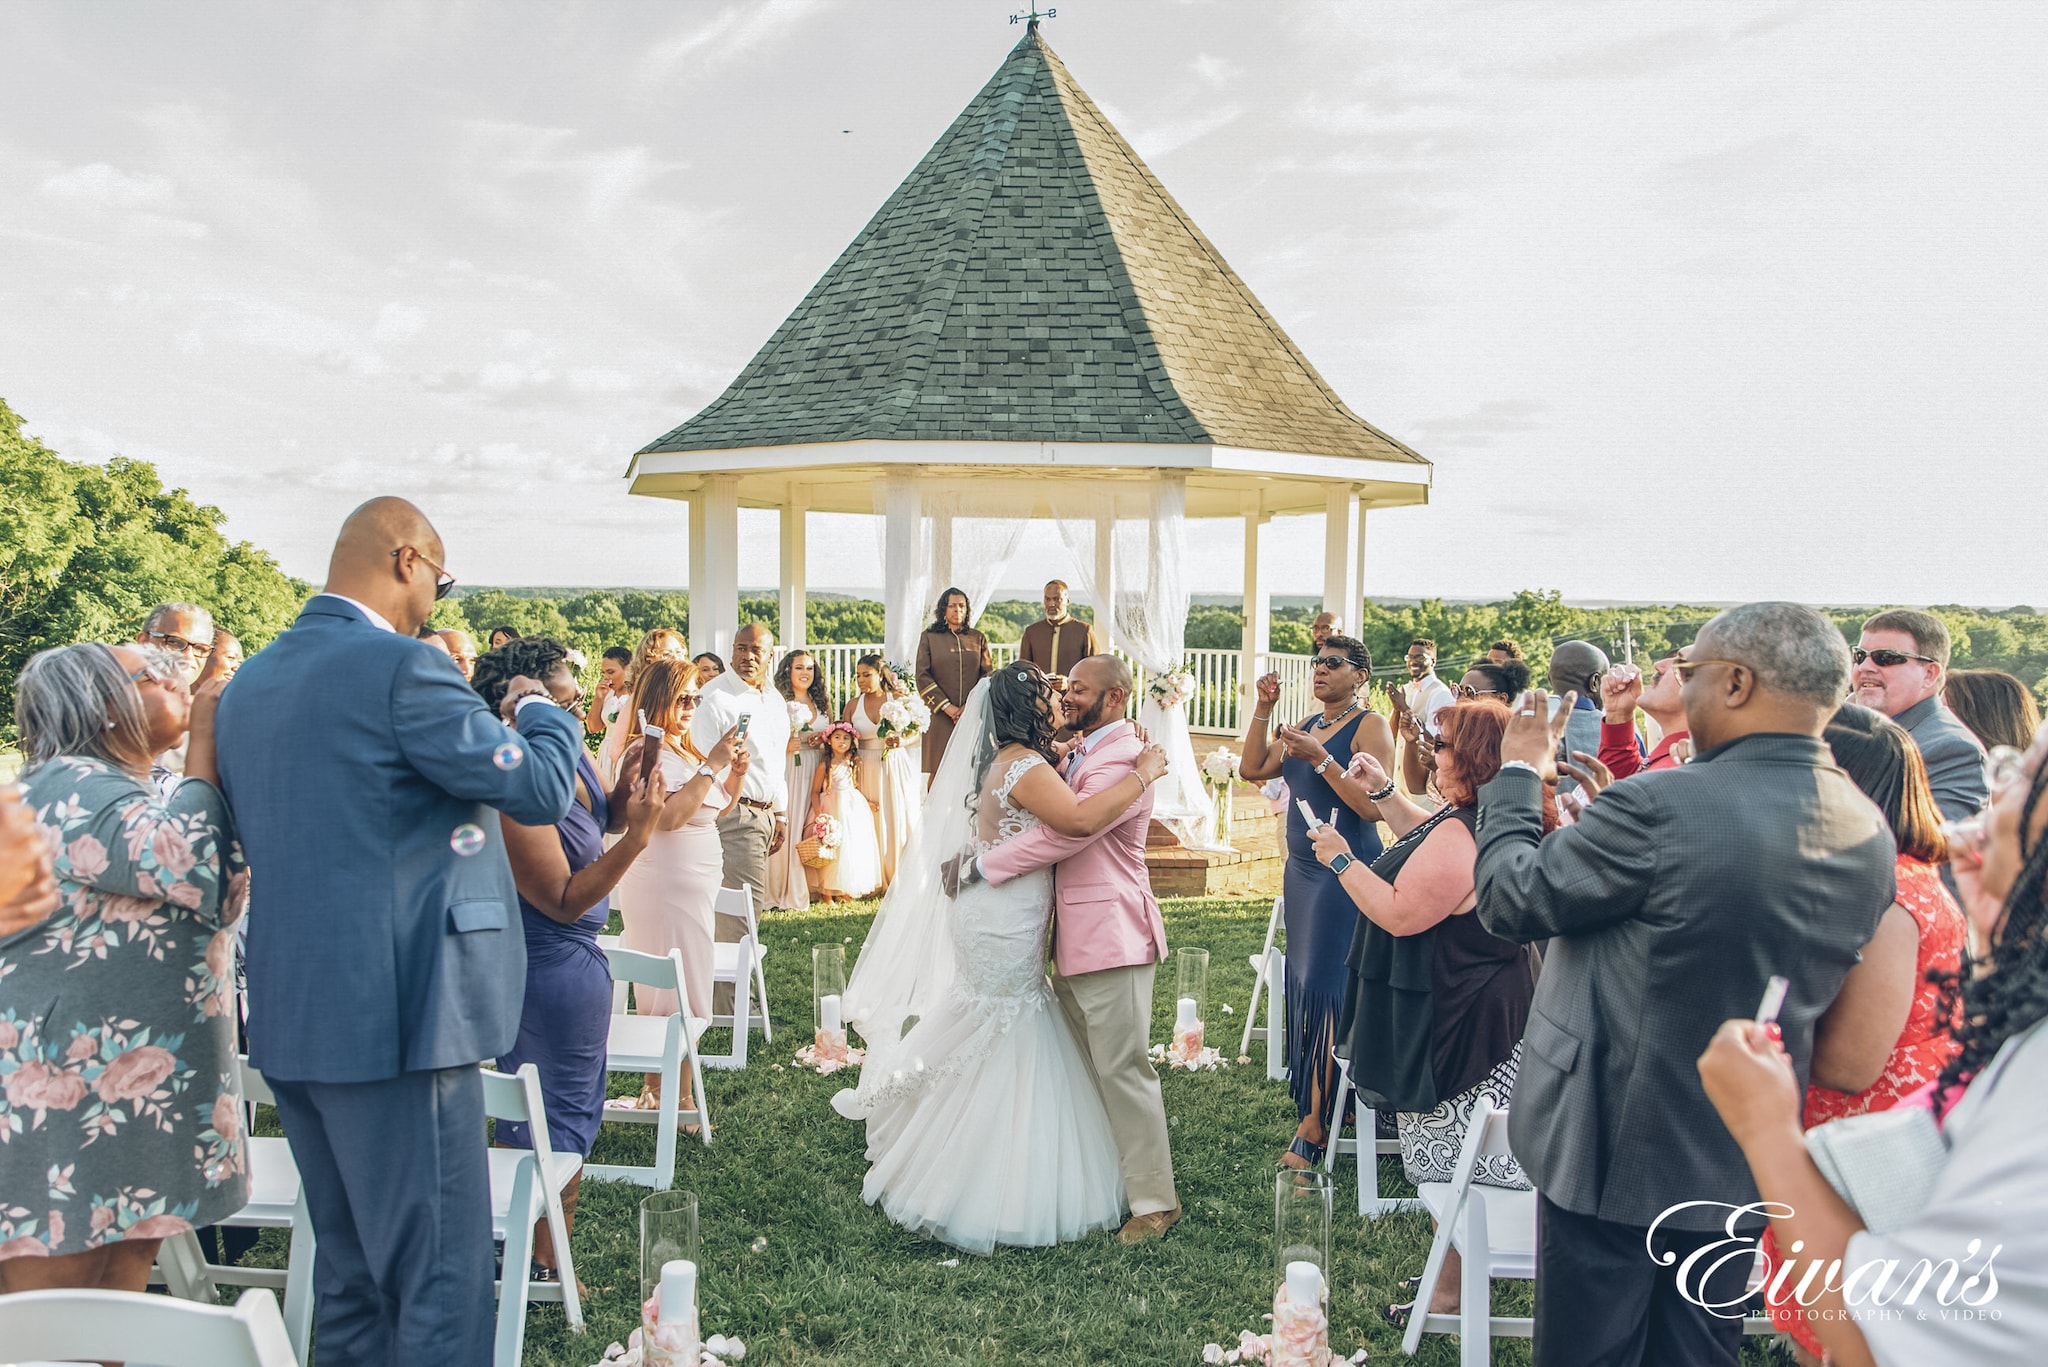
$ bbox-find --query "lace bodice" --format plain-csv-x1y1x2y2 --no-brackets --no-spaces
975,753,1046,853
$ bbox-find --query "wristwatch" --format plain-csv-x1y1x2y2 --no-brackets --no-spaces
1329,853,1356,877
1314,755,1334,776
694,763,720,783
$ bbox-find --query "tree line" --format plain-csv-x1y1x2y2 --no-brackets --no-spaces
6,398,2044,740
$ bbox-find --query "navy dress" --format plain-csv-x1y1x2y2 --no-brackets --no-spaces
1280,711,1384,1128
497,753,615,1156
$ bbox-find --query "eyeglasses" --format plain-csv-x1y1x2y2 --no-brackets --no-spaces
1671,658,1746,679
1309,656,1352,670
143,630,208,657
1851,647,1935,668
1456,684,1508,699
676,693,701,707
391,547,456,599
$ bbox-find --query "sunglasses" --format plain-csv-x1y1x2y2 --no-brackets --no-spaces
1851,647,1935,668
676,693,701,707
1671,658,1745,679
1309,655,1353,670
1456,684,1507,699
391,547,457,599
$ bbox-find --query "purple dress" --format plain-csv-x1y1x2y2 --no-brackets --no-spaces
496,754,613,1156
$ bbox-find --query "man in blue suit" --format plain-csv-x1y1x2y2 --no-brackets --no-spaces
216,497,580,1366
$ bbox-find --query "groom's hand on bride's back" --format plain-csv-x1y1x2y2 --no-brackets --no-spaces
941,844,983,898
1135,743,1168,785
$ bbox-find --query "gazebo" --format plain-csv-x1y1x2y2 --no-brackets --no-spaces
625,20,1431,701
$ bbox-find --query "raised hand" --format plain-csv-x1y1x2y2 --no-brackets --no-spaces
1561,749,1615,802
703,723,743,771
1255,672,1282,705
1346,750,1392,793
1500,689,1577,780
622,768,665,842
499,674,548,722
1601,663,1644,722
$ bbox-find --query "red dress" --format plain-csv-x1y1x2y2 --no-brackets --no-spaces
1765,855,1965,1353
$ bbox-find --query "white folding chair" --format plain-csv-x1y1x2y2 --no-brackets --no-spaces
1403,1098,1535,1363
153,1057,318,1364
598,932,629,1013
1240,895,1286,1080
1327,1053,1423,1221
712,883,772,1047
483,1063,585,1367
0,1286,297,1366
587,944,713,1189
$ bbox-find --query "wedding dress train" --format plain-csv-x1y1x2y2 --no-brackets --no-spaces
831,751,1125,1252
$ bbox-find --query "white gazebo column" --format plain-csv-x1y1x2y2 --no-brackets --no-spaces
693,474,741,661
1240,499,1270,703
1093,512,1118,658
1323,486,1364,638
932,512,955,597
779,488,808,648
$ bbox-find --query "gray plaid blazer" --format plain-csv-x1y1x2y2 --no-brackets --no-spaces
1474,733,1896,1232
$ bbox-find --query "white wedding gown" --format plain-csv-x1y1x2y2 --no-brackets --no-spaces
831,752,1126,1252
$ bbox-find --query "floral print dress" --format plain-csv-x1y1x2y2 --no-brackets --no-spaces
0,757,249,1259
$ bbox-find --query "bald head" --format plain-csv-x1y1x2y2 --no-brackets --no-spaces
324,497,446,636
1548,640,1609,697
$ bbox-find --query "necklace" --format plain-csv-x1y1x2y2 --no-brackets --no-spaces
1308,700,1362,732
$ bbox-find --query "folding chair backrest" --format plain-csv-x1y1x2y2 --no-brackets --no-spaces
603,943,686,995
481,1063,558,1172
237,1054,278,1108
1446,1098,1513,1206
0,1286,297,1366
714,883,757,937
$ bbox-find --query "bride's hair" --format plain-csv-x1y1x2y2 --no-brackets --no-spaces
968,662,1060,807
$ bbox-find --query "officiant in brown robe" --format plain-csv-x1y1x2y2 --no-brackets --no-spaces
1017,579,1098,692
915,586,992,777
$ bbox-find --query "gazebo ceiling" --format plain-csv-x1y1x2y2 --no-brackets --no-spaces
628,23,1431,509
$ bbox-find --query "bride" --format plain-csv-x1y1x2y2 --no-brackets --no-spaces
831,663,1168,1252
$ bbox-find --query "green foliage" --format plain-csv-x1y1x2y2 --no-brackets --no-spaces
0,399,308,731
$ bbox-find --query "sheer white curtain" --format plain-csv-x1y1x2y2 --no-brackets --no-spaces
1050,477,1216,849
875,477,1032,664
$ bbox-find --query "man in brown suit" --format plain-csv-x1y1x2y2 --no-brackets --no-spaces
1017,580,1099,694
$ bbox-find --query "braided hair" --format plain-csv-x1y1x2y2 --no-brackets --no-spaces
1933,762,2048,1114
471,637,570,713
967,662,1060,815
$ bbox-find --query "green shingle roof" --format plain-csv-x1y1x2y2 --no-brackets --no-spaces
640,26,1425,466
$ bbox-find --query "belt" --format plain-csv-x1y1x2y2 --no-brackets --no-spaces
735,796,774,812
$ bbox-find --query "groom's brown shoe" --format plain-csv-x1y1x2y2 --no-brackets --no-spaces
1117,1205,1182,1245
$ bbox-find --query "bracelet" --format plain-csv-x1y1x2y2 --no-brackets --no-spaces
1367,780,1397,802
1134,771,1152,792
1314,755,1333,775
1252,710,1272,723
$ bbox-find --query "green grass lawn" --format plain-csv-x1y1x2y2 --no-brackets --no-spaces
239,894,1792,1365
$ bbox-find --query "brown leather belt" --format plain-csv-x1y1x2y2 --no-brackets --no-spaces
735,796,773,812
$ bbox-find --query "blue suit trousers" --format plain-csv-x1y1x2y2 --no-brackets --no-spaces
269,1067,494,1367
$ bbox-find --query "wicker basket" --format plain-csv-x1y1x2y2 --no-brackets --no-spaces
798,835,838,868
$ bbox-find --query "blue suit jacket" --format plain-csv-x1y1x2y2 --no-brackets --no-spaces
216,596,580,1083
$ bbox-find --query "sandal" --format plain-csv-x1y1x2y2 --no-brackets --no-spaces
636,1084,661,1111
529,1261,590,1301
1279,1136,1325,1170
1382,1299,1415,1330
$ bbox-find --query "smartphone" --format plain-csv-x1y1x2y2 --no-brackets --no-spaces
735,711,752,740
1546,694,1567,722
1295,798,1323,831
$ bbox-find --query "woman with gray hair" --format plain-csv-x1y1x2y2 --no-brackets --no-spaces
0,642,248,1294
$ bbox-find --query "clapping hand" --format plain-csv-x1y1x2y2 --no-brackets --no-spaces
1500,689,1576,781
0,785,59,937
1310,823,1352,868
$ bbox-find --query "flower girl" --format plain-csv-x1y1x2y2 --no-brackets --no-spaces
807,722,883,901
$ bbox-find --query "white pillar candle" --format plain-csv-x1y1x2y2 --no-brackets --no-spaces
1285,1259,1322,1306
820,994,843,1033
1176,996,1199,1031
659,1259,696,1325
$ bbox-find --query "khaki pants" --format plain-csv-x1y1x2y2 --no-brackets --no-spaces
1052,961,1179,1217
714,803,773,1015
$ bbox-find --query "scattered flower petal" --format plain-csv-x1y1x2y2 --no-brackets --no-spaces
938,1258,960,1267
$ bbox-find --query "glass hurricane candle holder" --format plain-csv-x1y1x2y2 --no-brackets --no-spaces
814,943,850,1060
1272,1169,1333,1365
639,1190,699,1306
1171,947,1210,1064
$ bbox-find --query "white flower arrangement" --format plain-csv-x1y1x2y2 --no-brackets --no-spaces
787,699,816,734
876,692,931,741
1201,746,1240,793
1148,667,1197,709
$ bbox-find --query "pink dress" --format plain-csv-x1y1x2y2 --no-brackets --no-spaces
616,748,729,1021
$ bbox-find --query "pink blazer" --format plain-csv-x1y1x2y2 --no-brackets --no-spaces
978,723,1168,978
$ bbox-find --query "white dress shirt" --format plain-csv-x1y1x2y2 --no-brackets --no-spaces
1405,672,1457,732
692,670,791,815
319,593,395,634
1075,718,1130,760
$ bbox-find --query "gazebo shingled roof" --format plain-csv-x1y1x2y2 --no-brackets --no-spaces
639,27,1424,467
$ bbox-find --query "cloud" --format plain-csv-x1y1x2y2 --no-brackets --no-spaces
1407,400,1551,450
371,302,427,344
635,0,827,84
39,162,175,207
1190,54,1241,88
1093,100,1244,160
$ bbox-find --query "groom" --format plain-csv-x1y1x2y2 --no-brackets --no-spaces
969,654,1182,1243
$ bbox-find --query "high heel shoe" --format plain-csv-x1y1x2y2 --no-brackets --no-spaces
1279,1136,1325,1169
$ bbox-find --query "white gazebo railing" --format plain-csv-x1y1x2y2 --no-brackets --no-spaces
779,644,1325,736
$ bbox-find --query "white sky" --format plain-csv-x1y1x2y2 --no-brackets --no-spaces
3,1,2043,606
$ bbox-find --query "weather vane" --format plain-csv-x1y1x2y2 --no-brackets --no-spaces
1010,5,1056,26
